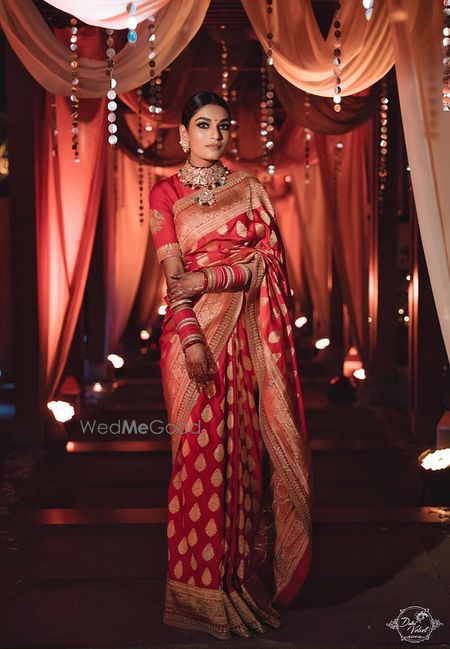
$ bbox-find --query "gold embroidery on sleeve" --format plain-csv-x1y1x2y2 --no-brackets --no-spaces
149,208,166,234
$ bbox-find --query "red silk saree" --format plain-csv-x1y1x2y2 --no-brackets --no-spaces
149,170,313,640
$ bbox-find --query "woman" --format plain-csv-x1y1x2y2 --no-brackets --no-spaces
149,91,313,641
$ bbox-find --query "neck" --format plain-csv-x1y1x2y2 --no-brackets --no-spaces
187,156,219,168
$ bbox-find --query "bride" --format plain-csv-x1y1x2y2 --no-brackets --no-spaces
149,90,313,641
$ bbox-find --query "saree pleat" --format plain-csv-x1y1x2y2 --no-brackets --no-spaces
155,171,312,639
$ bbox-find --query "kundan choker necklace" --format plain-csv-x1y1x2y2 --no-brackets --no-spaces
177,158,230,206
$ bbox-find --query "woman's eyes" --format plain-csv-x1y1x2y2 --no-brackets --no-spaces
197,122,230,130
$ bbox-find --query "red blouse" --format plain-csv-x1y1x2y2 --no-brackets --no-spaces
149,173,194,264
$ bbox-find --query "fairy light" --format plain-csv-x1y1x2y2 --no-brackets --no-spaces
69,17,80,161
442,1,450,111
378,80,389,212
106,29,118,146
332,2,343,113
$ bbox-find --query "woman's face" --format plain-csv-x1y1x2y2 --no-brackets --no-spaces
180,103,231,166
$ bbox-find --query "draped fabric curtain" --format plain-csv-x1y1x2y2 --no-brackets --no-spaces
35,90,106,400
315,121,374,364
274,68,381,134
39,0,173,29
240,0,394,96
102,146,154,354
290,162,331,338
0,0,210,97
387,0,450,362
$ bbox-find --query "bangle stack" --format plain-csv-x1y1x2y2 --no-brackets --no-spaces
200,263,251,292
169,296,205,351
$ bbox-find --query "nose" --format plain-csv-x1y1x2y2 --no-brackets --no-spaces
212,125,223,141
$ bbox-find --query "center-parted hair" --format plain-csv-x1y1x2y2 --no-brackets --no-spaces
181,91,231,128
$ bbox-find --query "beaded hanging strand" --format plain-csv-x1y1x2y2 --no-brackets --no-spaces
378,80,389,213
69,17,79,161
362,0,374,20
261,0,275,174
137,87,145,225
106,29,118,145
332,2,343,113
127,2,138,43
220,24,229,104
304,93,311,184
443,0,450,111
230,87,240,162
148,15,163,153
51,98,58,158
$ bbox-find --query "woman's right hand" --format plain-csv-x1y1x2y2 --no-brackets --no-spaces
184,343,215,386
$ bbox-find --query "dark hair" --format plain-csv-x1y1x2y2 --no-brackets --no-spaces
181,91,231,128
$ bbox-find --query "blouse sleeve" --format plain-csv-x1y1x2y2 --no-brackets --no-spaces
149,180,182,264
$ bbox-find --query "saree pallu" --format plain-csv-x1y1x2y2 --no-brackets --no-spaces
158,171,313,640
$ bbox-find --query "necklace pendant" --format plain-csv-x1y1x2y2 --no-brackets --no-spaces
197,187,215,205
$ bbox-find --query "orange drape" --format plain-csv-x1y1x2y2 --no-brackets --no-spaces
240,0,394,96
35,92,106,399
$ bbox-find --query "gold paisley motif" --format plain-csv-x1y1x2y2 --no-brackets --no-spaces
236,219,248,237
213,443,224,462
197,429,210,447
177,537,188,555
201,567,212,585
192,478,204,497
211,468,223,487
174,560,183,578
202,542,214,561
168,495,180,513
167,519,175,538
189,502,201,522
194,453,207,472
187,528,198,547
205,518,218,537
149,208,165,233
268,330,281,343
208,493,220,511
201,404,213,422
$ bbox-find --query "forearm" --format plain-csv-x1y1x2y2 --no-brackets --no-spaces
170,298,206,351
162,256,205,351
199,263,252,293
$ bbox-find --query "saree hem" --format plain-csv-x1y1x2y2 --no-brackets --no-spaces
164,576,281,640
273,540,312,607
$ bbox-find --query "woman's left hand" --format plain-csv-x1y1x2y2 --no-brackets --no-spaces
167,271,205,302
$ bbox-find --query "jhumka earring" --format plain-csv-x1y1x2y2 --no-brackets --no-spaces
179,139,190,153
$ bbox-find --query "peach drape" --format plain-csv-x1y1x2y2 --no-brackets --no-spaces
291,163,331,338
240,0,394,97
0,0,210,97
315,121,374,364
40,0,172,29
35,91,106,400
387,0,450,362
102,146,154,353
